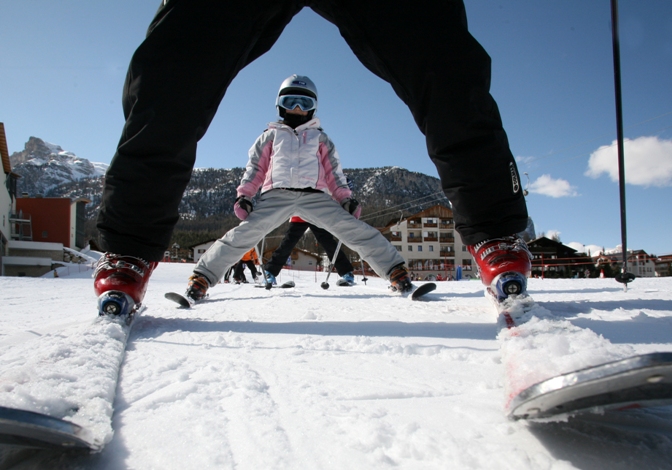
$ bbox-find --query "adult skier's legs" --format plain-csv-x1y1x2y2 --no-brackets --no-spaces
97,0,302,261
311,0,530,297
94,1,302,310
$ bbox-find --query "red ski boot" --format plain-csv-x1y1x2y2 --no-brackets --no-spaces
468,236,532,302
94,253,157,316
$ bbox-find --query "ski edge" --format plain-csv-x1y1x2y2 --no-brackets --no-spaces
0,405,100,451
507,352,672,420
254,280,295,289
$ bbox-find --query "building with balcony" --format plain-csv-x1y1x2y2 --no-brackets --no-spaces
654,254,672,277
1,122,20,270
527,236,595,278
14,196,91,250
380,204,473,280
593,249,658,278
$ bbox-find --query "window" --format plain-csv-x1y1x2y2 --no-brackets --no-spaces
429,245,434,252
408,245,413,252
394,245,402,252
417,246,423,252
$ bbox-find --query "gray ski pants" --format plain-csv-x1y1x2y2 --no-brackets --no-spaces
194,189,404,286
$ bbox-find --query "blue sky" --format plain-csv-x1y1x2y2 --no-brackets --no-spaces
2,1,672,255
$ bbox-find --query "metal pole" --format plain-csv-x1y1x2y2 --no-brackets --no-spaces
610,0,635,289
320,240,342,289
255,237,270,288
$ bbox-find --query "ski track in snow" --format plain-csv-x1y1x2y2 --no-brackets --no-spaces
1,263,671,469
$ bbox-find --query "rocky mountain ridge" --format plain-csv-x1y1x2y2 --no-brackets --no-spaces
10,138,450,228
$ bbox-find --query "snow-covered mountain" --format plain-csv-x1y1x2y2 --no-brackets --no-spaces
9,137,108,196
9,138,450,227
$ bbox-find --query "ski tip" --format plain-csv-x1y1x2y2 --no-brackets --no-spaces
411,282,437,300
164,292,193,308
0,405,101,451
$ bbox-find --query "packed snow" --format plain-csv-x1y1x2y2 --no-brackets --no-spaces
1,257,672,469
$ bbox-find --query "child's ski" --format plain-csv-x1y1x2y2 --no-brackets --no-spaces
411,282,436,300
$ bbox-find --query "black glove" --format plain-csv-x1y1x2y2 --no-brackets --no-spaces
341,198,361,219
234,196,254,220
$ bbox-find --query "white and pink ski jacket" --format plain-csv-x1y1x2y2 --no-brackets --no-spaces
236,118,352,203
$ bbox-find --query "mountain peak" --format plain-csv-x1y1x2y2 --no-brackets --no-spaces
10,137,108,196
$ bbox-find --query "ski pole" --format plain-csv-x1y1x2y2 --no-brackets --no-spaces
321,240,342,290
255,237,269,287
360,259,368,285
610,0,635,290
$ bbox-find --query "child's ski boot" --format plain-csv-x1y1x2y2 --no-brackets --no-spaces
388,264,413,293
185,274,209,303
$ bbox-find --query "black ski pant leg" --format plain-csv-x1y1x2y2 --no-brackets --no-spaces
96,0,303,260
310,0,528,245
245,260,258,278
309,224,353,276
233,260,246,282
224,266,233,282
265,222,310,276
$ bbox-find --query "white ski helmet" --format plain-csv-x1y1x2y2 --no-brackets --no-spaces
275,74,318,118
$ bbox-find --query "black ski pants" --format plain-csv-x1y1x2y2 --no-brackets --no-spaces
97,0,528,261
233,259,258,282
265,221,354,277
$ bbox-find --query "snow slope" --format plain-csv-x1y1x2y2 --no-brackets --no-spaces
1,263,671,469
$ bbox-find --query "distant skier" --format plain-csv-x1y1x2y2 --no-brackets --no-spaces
265,215,355,286
231,248,260,284
182,75,412,301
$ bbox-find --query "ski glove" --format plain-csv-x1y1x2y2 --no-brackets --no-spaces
341,198,362,219
234,196,253,220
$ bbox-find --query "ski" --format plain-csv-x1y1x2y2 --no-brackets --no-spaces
411,282,436,300
0,305,145,451
508,352,672,420
254,280,296,289
493,293,672,420
165,291,197,308
0,406,97,450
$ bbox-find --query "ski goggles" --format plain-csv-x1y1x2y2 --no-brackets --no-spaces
277,94,317,112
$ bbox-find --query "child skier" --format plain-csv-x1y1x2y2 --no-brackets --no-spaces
183,75,412,302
